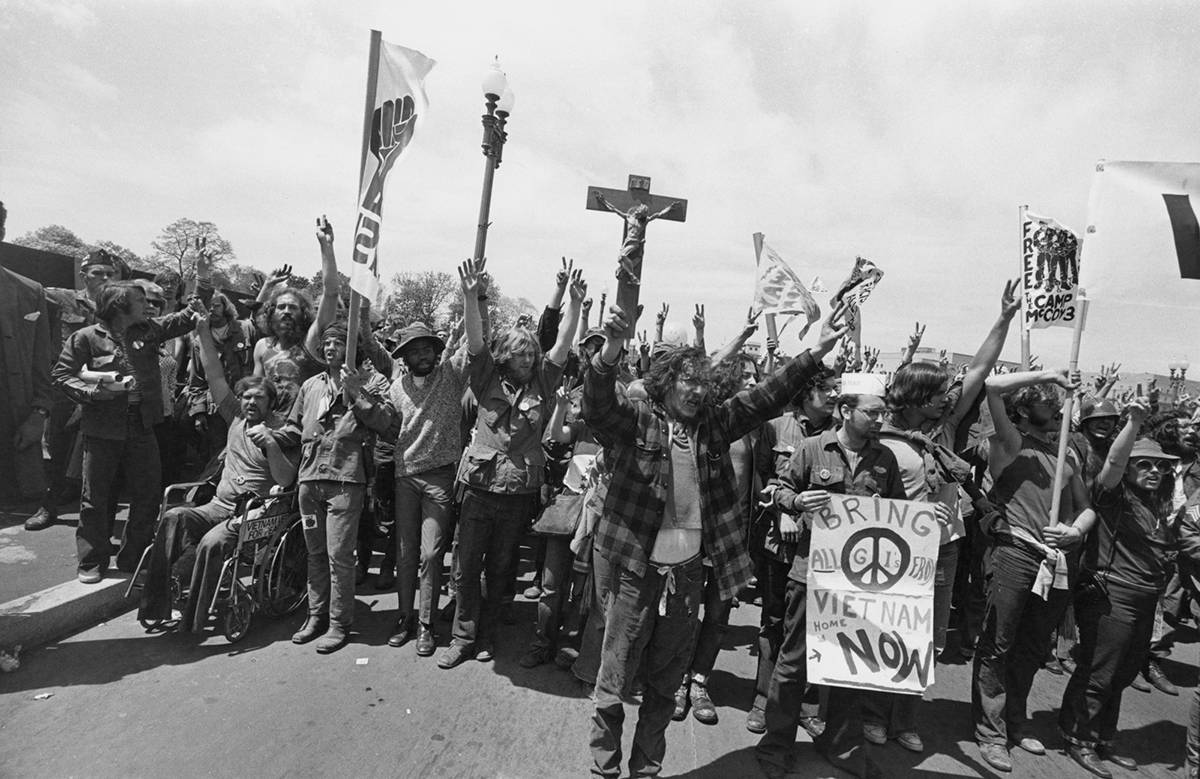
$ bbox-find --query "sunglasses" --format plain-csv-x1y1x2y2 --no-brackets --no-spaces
1132,459,1174,473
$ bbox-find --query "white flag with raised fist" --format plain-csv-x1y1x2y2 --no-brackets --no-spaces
351,38,435,302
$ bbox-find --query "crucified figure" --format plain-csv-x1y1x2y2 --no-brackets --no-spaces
593,191,681,286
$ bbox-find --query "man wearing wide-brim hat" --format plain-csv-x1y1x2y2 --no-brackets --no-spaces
384,320,471,658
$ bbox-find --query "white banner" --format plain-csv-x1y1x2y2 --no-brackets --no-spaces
807,493,939,694
750,238,820,323
1021,210,1081,330
350,37,435,302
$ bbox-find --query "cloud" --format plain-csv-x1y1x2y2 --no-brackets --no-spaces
56,62,119,101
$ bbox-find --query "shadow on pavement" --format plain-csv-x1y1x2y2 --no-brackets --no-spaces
1,613,295,694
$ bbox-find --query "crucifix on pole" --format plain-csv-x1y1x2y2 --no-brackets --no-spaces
587,174,687,338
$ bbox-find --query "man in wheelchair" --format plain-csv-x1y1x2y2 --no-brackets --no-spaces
136,327,299,631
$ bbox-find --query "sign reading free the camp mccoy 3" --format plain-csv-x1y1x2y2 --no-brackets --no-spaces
806,493,940,694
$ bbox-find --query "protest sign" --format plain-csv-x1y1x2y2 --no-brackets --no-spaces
1021,209,1081,330
806,493,939,694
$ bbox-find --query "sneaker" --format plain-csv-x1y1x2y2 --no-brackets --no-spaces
519,646,551,668
415,624,436,657
523,583,543,600
862,723,888,745
978,742,1013,773
554,646,579,670
1146,660,1179,695
475,640,494,662
689,682,718,725
24,507,55,531
291,615,328,644
77,568,102,584
896,730,924,753
672,681,689,721
315,624,349,654
745,706,767,734
437,642,474,669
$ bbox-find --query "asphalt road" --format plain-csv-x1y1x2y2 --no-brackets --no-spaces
0,582,1194,778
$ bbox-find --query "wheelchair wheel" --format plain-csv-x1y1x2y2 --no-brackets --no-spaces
258,519,308,617
222,599,253,643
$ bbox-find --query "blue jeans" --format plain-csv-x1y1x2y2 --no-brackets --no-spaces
590,551,704,778
299,481,365,629
972,542,1071,745
394,464,455,627
451,488,536,646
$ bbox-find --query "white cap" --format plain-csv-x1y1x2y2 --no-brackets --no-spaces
839,372,887,397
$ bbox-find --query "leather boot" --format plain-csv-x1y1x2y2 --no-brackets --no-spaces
291,615,328,645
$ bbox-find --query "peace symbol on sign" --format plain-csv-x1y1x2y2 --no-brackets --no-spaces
840,527,911,593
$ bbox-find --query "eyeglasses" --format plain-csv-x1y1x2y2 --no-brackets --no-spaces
1132,459,1174,473
855,407,885,419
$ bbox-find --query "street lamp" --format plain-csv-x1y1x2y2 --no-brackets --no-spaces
473,57,513,263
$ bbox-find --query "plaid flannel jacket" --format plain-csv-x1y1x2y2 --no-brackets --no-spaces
582,349,821,601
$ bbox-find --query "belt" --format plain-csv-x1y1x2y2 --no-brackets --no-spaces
650,552,702,616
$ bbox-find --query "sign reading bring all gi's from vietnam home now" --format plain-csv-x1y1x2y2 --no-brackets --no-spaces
806,494,940,694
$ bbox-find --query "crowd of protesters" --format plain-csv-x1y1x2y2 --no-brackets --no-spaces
4,200,1200,778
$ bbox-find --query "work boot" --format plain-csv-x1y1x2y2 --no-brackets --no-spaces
291,615,328,645
554,646,578,670
1130,673,1152,692
672,681,689,720
745,706,767,734
689,682,718,725
387,616,413,647
415,624,436,657
24,507,55,531
1068,745,1112,778
315,623,349,654
1145,660,1179,695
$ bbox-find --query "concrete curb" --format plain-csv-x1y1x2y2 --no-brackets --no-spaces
0,573,136,652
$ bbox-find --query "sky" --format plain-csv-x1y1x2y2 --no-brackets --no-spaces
3,0,1199,371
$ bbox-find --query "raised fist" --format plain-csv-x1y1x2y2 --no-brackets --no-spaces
371,95,418,168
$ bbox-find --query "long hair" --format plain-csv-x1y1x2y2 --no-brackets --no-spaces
492,327,542,378
887,362,950,410
1007,384,1063,423
95,281,145,323
257,287,314,338
642,345,709,405
709,353,760,404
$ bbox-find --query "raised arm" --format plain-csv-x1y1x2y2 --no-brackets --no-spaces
583,304,638,443
459,258,487,356
255,264,294,307
313,215,340,333
194,313,233,417
547,268,586,366
692,304,706,352
654,302,668,343
547,257,571,311
592,191,621,215
545,385,575,444
983,368,1077,476
952,279,1020,422
649,200,681,221
710,308,760,366
1097,398,1150,490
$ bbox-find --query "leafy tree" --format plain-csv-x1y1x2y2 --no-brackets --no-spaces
11,224,90,257
94,240,145,269
384,270,457,328
151,218,235,280
309,268,351,304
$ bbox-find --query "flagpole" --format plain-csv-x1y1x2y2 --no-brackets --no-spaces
1047,297,1087,528
753,232,779,373
1019,204,1031,370
346,29,383,371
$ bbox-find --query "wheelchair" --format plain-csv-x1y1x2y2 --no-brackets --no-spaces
126,482,308,643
